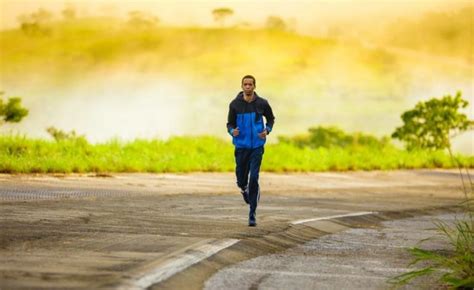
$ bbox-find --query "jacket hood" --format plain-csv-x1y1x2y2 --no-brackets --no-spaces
236,91,259,103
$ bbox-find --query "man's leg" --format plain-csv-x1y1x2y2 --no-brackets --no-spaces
234,148,250,204
248,146,264,226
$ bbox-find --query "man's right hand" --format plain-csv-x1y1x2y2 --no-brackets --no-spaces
232,127,240,137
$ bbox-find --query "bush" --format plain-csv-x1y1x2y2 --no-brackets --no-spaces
278,126,390,149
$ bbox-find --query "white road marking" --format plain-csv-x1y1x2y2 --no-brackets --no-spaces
232,268,388,279
124,238,239,290
291,211,376,225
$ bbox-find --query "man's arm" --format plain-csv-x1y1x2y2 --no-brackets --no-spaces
226,103,237,136
263,101,275,134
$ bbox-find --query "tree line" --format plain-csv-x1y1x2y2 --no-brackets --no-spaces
16,6,293,37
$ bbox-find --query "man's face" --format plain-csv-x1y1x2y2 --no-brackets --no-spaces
242,78,255,95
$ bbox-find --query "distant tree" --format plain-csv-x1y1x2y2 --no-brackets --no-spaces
127,11,159,29
62,5,76,20
17,8,53,36
212,7,234,27
392,91,474,151
31,8,53,23
0,92,29,125
265,16,287,31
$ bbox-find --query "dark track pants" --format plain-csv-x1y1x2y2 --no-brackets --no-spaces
234,146,264,215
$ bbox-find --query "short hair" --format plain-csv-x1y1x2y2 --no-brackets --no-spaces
241,75,256,86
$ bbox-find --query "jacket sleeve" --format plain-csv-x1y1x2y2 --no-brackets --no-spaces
226,103,236,135
264,100,275,134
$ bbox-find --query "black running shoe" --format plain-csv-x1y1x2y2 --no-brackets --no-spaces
240,187,249,204
248,212,256,227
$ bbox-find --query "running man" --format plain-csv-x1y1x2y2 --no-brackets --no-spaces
226,75,275,226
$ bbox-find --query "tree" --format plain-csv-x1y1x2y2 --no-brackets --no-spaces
31,8,53,23
62,5,77,20
391,91,473,151
265,16,287,31
17,8,53,36
212,8,233,27
0,92,29,125
127,11,159,29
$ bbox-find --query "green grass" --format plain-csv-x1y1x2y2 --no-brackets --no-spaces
388,143,474,289
389,212,474,289
0,134,472,174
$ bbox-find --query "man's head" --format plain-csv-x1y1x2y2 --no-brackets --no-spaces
241,75,256,96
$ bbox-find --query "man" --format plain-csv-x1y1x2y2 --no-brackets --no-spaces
226,75,275,227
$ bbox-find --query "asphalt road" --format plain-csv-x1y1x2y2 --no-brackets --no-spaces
205,212,461,290
0,170,468,289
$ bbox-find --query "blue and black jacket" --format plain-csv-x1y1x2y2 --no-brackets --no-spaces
227,91,275,149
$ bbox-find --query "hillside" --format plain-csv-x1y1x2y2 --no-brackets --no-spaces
0,16,472,154
1,17,404,88
382,4,472,63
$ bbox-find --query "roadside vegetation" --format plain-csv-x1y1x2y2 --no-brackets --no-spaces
2,132,473,174
389,92,474,289
0,92,472,174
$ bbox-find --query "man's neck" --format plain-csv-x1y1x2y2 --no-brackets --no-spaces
244,92,254,103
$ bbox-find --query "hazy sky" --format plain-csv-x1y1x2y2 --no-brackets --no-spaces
1,0,468,35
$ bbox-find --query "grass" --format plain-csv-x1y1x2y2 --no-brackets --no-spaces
389,147,474,289
0,134,473,174
388,215,474,289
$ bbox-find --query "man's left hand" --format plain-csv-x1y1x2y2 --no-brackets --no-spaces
258,129,268,139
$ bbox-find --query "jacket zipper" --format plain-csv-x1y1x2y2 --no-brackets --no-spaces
251,110,254,149
247,101,253,148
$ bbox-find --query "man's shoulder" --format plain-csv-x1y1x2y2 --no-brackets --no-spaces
230,92,243,103
255,95,270,106
229,97,240,106
258,96,269,102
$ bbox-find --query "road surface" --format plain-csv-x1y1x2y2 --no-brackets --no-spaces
0,170,468,289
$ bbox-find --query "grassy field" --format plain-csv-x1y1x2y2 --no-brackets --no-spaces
1,133,472,174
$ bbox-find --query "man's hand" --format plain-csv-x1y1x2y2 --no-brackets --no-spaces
232,127,240,137
258,129,268,139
